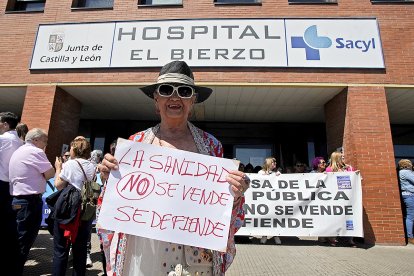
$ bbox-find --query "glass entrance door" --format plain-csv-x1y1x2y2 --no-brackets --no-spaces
234,144,273,172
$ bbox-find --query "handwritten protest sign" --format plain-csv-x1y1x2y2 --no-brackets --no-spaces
236,172,363,237
97,138,239,252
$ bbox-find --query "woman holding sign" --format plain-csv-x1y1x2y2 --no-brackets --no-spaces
97,61,249,276
325,151,357,248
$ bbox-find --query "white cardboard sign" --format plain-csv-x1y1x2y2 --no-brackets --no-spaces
97,138,239,252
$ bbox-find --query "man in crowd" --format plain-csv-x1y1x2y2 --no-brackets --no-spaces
9,128,55,276
0,111,24,274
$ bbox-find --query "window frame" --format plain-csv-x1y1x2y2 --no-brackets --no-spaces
71,0,114,11
214,0,262,5
137,0,183,7
5,0,46,13
288,0,337,4
371,0,414,3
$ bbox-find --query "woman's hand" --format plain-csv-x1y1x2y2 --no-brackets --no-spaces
226,170,250,203
97,153,119,181
54,157,67,191
55,157,62,170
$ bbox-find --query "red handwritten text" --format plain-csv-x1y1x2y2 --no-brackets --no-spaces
117,171,155,200
151,211,225,237
182,185,230,206
118,147,230,183
114,207,225,237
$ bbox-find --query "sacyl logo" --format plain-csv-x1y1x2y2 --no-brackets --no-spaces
48,33,64,52
291,25,332,60
291,25,377,61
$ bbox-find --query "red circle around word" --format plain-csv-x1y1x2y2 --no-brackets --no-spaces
116,171,156,200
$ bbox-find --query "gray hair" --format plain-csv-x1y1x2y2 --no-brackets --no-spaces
25,128,47,143
89,149,103,165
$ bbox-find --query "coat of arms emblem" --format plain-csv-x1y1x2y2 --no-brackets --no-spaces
48,34,64,52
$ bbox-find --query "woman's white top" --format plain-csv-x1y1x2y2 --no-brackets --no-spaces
258,170,281,176
59,158,96,190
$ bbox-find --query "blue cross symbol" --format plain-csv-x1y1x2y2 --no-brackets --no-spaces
291,25,332,60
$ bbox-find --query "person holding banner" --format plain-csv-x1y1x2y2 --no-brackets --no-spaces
398,159,414,245
325,151,357,247
258,157,280,176
310,156,333,245
97,60,249,276
310,157,327,173
257,157,282,245
325,151,354,173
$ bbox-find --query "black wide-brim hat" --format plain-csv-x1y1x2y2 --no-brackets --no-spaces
140,61,213,103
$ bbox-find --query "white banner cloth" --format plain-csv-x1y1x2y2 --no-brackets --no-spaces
236,172,363,237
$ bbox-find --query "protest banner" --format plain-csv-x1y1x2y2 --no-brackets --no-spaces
236,172,363,237
97,138,239,252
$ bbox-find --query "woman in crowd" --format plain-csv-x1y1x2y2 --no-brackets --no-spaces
398,159,414,244
53,136,96,276
16,122,28,142
310,156,327,173
258,157,282,245
97,61,249,276
258,157,280,176
325,151,353,173
310,156,331,245
325,151,357,247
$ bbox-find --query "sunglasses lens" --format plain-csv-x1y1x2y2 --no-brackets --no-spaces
158,84,174,96
177,86,194,98
158,84,194,98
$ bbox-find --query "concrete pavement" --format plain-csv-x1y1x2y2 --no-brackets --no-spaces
24,230,414,276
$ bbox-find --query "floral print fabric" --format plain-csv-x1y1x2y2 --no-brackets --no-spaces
96,122,244,276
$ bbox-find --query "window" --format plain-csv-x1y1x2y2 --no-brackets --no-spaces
371,0,414,2
72,0,114,9
234,145,273,169
214,0,261,4
138,0,182,5
288,0,337,3
6,0,46,12
93,137,105,152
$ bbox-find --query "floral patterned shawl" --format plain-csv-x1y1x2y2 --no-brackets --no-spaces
96,122,245,276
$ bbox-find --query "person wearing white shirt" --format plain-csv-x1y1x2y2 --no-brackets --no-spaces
258,157,282,245
53,136,96,276
0,111,24,275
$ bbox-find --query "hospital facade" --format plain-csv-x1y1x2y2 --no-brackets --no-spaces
1,0,413,245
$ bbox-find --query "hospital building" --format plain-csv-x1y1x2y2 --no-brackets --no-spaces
1,0,413,245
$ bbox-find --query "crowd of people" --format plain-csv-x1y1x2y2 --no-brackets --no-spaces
1,60,414,275
0,111,109,275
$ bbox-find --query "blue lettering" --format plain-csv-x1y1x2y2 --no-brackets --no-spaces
355,40,364,50
345,40,353,49
335,37,375,52
336,38,344,49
